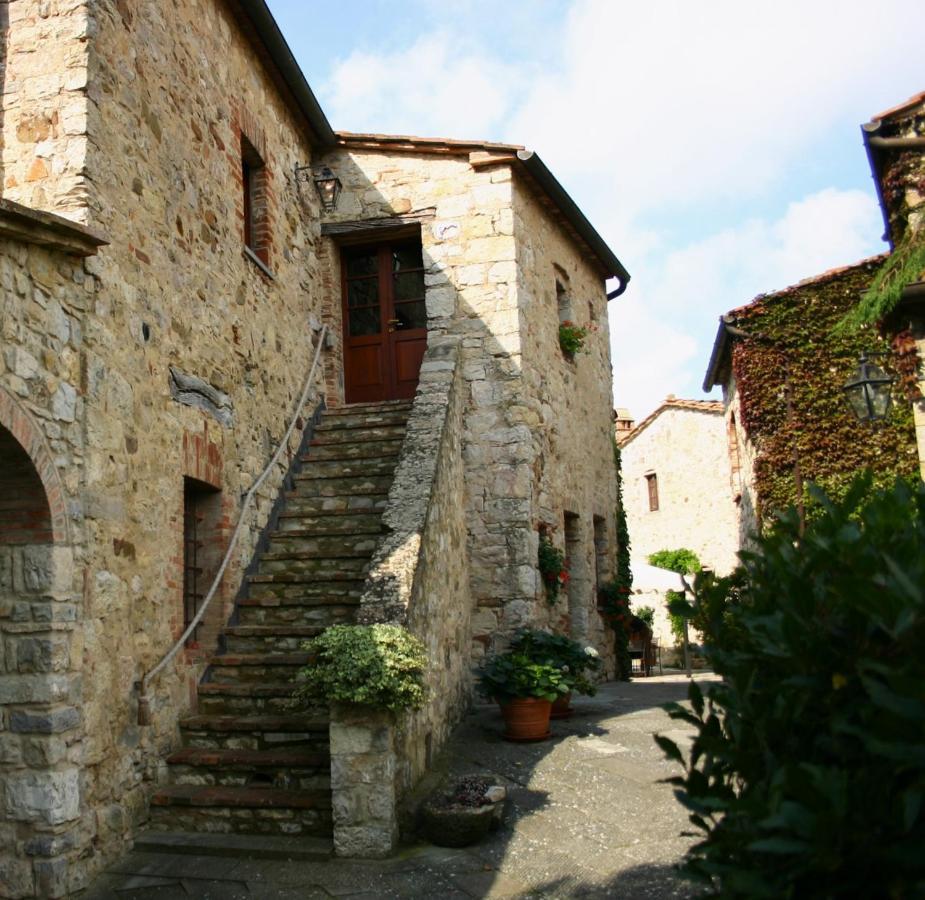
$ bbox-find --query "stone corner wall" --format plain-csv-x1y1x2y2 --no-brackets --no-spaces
621,405,741,576
330,335,472,858
0,0,93,223
0,235,93,899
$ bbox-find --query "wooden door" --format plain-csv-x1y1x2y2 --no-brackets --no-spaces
342,242,427,404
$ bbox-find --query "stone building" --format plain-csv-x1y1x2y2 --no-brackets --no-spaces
703,92,925,540
0,1,629,895
618,397,740,577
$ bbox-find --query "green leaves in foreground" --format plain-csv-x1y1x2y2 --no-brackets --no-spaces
657,476,925,899
294,624,427,712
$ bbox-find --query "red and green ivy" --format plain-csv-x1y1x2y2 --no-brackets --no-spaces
731,259,920,523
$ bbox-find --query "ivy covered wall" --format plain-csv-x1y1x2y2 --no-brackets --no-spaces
729,258,920,521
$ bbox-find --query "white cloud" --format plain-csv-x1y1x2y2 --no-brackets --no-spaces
322,33,529,139
611,188,884,419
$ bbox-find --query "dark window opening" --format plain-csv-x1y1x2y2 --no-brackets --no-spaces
646,473,659,512
183,477,222,646
0,425,52,545
592,515,608,593
241,135,268,264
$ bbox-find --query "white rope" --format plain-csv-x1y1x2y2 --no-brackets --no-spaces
138,326,328,718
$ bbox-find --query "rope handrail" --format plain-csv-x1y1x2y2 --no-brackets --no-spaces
137,324,328,725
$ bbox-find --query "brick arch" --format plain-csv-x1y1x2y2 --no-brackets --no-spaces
0,386,69,543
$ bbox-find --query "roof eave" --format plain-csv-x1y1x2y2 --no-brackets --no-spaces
515,150,630,296
234,0,336,148
702,316,733,392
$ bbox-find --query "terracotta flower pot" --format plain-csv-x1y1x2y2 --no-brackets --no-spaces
499,697,552,742
550,692,573,719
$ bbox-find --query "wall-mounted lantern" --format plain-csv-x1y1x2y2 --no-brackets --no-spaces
842,353,894,423
295,164,342,211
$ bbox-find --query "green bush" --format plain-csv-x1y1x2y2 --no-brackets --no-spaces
659,476,925,898
295,624,427,712
635,606,655,628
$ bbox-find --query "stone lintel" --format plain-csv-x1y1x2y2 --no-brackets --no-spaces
0,199,108,257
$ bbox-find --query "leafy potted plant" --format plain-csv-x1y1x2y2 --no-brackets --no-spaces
558,320,592,356
538,533,569,602
294,623,427,712
476,649,569,741
509,628,602,718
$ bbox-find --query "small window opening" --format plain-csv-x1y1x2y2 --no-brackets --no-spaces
592,515,608,593
556,279,572,324
241,135,268,264
645,473,659,512
183,477,222,645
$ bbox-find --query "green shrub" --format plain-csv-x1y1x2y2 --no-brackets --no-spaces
295,624,427,712
658,476,925,898
635,605,655,628
648,547,701,575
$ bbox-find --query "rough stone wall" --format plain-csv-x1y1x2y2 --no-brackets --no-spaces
622,406,741,575
723,378,761,549
1,1,331,892
0,234,88,898
0,0,92,222
510,176,619,672
331,338,470,857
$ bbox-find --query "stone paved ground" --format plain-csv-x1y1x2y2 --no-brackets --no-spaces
85,673,717,899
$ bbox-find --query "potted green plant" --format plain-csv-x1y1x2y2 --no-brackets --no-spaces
509,628,603,718
476,650,569,741
538,533,569,602
294,624,427,712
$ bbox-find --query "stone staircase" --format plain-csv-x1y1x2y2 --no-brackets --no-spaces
149,400,412,837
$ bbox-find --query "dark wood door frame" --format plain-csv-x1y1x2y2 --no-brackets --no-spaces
341,241,427,404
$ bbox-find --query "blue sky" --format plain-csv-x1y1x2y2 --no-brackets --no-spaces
267,0,923,418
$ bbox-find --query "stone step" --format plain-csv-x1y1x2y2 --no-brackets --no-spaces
196,681,307,715
166,748,329,789
292,473,395,497
223,625,323,653
236,599,360,629
263,530,382,559
323,400,413,417
149,786,332,837
310,424,407,445
273,514,384,535
302,439,403,461
245,575,365,600
180,715,328,752
207,653,310,683
280,493,389,515
133,831,334,861
314,410,410,430
294,457,401,479
256,555,370,579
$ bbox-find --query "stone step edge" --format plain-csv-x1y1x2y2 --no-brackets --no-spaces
166,748,328,768
133,830,333,861
198,682,300,697
324,401,413,413
179,715,327,733
151,785,331,810
269,527,384,538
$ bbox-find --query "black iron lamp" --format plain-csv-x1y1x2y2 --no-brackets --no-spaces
294,164,342,211
842,353,894,423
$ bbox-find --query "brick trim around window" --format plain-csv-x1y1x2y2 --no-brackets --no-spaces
234,107,274,270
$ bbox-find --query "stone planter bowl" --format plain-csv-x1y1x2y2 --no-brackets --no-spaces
419,783,506,848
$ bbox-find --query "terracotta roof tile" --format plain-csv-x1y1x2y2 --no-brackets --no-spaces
618,397,723,446
869,91,925,124
723,254,888,318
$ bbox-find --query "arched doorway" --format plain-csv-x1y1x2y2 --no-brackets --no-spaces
0,390,80,899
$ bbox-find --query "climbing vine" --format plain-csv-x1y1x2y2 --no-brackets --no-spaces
602,437,633,680
836,230,925,332
731,259,919,523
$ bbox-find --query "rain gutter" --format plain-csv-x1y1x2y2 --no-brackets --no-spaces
515,150,631,299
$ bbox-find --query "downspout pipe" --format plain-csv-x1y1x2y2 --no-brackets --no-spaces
515,150,631,299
